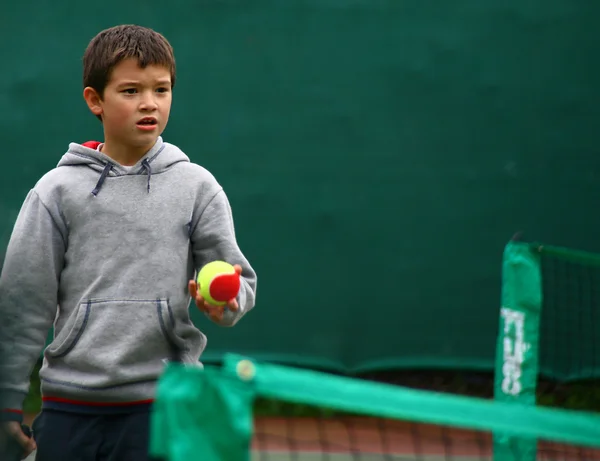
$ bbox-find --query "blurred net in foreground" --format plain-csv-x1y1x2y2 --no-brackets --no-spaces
255,415,600,461
150,355,600,461
255,414,489,460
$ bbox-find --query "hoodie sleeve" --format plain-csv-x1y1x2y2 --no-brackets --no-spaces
0,189,65,420
190,189,257,327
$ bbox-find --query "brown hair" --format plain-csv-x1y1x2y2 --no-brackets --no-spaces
83,24,176,116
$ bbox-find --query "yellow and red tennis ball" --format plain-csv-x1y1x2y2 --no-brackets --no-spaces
197,261,241,306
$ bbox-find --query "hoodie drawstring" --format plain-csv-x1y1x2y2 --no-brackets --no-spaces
142,159,152,193
90,159,153,196
91,163,113,197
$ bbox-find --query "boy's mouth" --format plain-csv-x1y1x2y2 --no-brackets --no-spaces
136,117,158,131
136,117,158,126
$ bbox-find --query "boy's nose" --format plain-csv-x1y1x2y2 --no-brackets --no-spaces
139,94,158,111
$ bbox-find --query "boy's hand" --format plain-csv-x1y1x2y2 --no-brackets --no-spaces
189,264,242,322
1,421,36,459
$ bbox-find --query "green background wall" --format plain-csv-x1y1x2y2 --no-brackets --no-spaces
1,1,599,376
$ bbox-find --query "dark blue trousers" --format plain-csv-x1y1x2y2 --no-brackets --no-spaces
32,409,156,461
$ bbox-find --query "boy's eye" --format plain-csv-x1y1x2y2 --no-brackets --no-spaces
156,87,169,93
122,88,137,94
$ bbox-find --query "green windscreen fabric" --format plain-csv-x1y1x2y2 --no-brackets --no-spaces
2,1,600,374
150,355,600,461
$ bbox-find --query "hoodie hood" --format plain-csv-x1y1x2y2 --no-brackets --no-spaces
58,137,190,196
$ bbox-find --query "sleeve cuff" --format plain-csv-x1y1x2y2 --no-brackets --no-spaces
0,409,23,423
0,390,26,422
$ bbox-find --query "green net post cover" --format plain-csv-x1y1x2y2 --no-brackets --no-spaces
150,363,255,461
493,240,543,461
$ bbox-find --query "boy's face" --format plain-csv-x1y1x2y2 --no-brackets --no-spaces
87,58,172,155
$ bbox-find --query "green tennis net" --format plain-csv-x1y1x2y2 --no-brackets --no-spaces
494,240,600,413
150,354,600,461
537,244,600,389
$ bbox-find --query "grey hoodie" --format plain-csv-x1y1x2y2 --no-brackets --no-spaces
0,137,257,412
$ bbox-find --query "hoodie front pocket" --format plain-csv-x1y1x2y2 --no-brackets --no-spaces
46,298,186,385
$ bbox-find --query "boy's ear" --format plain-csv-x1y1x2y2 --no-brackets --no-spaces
83,87,104,117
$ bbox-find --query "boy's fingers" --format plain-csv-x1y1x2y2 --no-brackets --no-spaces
202,302,214,314
189,282,209,313
197,297,209,313
204,304,226,322
227,298,239,311
233,264,242,275
188,280,197,298
209,308,223,322
25,437,37,455
5,422,35,453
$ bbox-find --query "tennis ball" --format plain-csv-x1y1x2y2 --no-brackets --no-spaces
197,261,241,306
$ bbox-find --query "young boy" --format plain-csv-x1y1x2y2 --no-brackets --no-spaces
0,24,257,460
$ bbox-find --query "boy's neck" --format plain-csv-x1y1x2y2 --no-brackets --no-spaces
100,139,156,167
